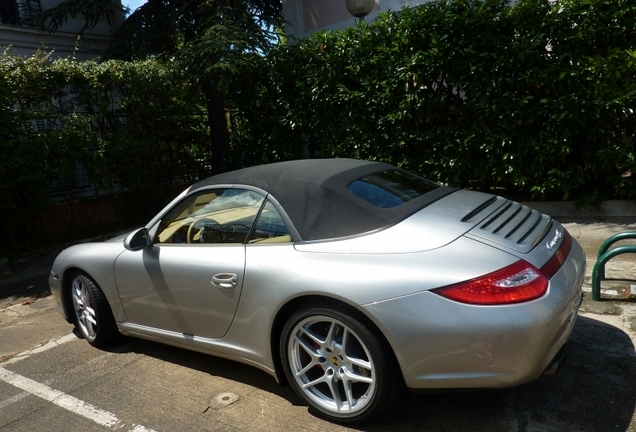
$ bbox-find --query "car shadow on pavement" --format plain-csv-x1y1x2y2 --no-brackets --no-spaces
106,336,296,402
99,315,635,431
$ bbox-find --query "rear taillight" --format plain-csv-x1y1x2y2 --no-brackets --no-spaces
432,260,548,305
433,229,572,305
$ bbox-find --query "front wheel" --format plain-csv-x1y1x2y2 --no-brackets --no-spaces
70,271,119,347
280,305,401,423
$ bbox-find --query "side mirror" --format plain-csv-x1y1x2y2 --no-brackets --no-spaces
124,228,151,251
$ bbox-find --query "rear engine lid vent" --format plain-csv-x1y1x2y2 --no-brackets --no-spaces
464,197,552,253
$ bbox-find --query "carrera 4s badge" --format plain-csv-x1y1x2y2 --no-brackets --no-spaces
547,229,563,250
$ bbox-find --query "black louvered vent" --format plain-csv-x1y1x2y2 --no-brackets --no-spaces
468,199,552,253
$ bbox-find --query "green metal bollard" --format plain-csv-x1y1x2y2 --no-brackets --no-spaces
591,231,636,301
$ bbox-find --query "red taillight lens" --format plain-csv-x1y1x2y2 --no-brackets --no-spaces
432,260,548,305
540,229,572,279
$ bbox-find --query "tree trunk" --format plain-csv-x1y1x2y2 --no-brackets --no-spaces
204,83,230,175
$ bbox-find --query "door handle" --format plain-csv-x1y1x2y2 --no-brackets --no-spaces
211,273,238,289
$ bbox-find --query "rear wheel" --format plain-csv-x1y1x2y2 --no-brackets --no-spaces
70,271,119,347
280,304,401,423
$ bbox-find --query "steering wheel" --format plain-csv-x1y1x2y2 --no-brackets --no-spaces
187,218,220,243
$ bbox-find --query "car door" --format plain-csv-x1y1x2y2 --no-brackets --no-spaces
114,188,265,339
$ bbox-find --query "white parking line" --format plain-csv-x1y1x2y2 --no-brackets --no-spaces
0,333,156,432
0,367,156,432
0,333,78,366
0,391,28,410
0,367,117,425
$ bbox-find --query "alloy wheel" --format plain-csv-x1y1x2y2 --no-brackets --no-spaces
71,274,97,342
287,315,376,417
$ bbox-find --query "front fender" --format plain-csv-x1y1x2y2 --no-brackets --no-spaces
49,242,128,323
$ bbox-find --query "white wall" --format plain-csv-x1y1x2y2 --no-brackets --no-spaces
0,0,124,61
283,0,432,40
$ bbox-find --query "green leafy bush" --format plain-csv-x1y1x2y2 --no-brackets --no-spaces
227,0,636,202
2,0,635,258
0,52,210,257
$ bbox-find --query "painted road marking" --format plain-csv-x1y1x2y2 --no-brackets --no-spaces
0,367,118,426
0,368,156,432
0,333,156,432
0,391,28,410
0,333,77,366
0,333,80,409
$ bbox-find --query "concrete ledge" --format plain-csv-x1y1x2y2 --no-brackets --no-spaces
521,200,636,218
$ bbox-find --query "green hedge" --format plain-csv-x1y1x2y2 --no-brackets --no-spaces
228,0,636,202
2,0,635,258
0,53,210,257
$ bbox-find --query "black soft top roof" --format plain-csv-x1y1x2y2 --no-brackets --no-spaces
190,158,454,241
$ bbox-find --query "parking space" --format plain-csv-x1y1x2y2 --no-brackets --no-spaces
0,294,635,431
2,326,504,431
0,307,342,431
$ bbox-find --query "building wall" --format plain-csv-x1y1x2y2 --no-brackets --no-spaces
0,0,124,61
283,0,431,40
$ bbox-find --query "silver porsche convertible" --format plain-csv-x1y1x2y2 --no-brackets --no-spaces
49,158,584,423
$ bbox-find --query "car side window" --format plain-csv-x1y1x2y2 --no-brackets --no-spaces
156,189,265,244
248,201,292,244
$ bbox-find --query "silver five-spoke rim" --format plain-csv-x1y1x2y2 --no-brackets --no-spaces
288,315,376,416
71,275,97,342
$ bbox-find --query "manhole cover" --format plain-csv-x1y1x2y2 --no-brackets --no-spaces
208,392,240,409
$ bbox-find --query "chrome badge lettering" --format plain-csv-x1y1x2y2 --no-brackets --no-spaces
546,229,563,250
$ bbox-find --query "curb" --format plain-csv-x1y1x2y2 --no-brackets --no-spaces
520,200,636,219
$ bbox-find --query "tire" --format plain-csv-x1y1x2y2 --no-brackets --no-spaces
70,271,120,347
280,304,402,423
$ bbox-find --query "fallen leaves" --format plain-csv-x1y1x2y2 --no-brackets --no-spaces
1,270,17,281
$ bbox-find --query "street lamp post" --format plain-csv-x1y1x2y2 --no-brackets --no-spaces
345,0,374,21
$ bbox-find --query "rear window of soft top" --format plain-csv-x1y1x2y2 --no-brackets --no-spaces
347,170,439,208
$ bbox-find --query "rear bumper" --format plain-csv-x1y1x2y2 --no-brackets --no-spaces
363,239,585,390
542,342,570,377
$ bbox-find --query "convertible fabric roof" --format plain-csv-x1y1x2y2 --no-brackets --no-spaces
191,159,454,241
